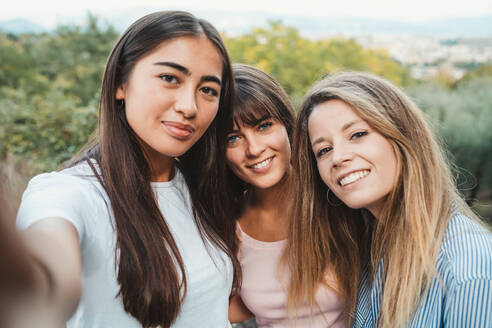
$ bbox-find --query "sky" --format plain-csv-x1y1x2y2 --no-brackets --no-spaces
2,0,492,27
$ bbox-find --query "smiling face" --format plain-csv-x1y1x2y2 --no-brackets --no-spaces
225,115,291,190
116,35,223,170
308,99,398,218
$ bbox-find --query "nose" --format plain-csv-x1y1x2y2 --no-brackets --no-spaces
245,134,265,158
331,144,353,168
173,86,198,118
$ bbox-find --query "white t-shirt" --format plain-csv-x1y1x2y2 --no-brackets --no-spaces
16,161,233,328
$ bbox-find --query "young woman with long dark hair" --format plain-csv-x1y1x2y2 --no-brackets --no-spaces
290,71,491,327
16,11,240,328
226,64,346,327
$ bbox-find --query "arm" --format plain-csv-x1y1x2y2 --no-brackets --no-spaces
21,217,83,322
229,294,254,323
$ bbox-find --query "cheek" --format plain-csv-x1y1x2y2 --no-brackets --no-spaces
226,149,242,169
125,106,143,132
316,160,333,188
378,141,399,183
199,103,219,126
278,134,291,161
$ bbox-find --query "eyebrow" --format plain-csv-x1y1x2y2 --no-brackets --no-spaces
342,119,364,131
201,75,222,86
311,136,326,148
254,114,272,124
153,61,222,86
311,119,364,147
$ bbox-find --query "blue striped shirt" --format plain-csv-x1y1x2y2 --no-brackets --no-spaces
352,212,492,328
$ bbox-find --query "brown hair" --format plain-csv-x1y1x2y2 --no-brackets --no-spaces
224,63,295,217
289,71,478,327
68,11,239,327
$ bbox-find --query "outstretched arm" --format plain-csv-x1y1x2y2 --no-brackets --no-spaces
21,217,83,322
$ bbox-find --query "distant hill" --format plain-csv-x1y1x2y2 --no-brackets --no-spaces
1,11,491,37
0,18,46,34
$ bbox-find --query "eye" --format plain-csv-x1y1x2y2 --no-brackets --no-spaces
351,131,368,139
227,134,240,143
258,121,273,131
316,146,332,158
200,86,219,97
160,74,178,84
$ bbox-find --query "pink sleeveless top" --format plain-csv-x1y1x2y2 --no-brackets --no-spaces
237,224,346,328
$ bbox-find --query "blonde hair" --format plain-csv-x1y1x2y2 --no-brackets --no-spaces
288,71,479,327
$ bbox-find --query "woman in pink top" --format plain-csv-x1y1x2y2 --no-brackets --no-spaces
224,64,347,327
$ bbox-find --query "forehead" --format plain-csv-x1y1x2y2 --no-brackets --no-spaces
138,35,223,74
308,99,362,131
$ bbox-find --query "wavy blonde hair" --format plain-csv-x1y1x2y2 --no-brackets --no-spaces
287,71,479,327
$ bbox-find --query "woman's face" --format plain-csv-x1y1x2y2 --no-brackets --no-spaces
116,35,223,162
308,99,398,218
225,115,291,190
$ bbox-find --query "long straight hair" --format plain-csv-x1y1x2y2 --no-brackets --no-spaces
289,71,478,327
68,11,240,328
224,63,295,218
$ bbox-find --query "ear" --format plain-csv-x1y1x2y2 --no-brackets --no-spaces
115,86,125,100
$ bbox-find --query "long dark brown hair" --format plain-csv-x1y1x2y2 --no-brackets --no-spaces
223,63,295,218
68,11,239,328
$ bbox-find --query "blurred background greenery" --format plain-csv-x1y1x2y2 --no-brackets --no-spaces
1,15,490,222
0,13,490,328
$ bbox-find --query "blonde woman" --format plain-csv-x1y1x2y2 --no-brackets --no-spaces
289,71,492,327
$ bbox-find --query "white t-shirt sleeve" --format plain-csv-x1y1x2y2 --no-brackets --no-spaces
16,171,93,243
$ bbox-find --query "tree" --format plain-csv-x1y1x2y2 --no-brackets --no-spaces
224,21,412,104
0,14,116,173
408,77,492,207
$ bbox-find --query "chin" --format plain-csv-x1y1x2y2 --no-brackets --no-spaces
157,145,192,158
338,198,368,210
254,177,284,190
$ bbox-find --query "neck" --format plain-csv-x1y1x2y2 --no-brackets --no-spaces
150,157,175,182
249,168,292,216
367,196,389,221
140,143,175,182
238,169,292,242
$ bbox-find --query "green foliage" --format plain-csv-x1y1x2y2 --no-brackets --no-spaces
224,21,413,103
0,17,490,215
224,22,321,102
0,34,36,89
1,18,412,174
454,64,492,87
0,87,98,172
0,14,117,173
407,76,492,206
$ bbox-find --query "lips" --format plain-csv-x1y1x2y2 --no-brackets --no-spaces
247,156,275,171
162,121,195,139
338,169,370,186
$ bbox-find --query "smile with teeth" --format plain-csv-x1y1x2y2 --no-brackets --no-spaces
339,170,370,186
249,156,273,169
